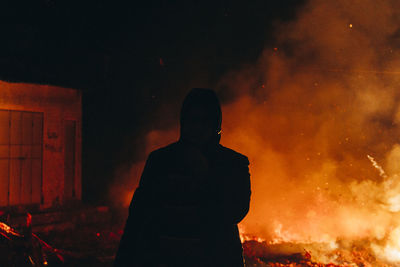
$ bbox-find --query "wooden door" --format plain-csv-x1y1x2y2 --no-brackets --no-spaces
0,110,43,206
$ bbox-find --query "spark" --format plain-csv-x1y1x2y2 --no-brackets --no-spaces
367,155,387,178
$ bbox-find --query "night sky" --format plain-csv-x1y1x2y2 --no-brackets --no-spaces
0,0,304,204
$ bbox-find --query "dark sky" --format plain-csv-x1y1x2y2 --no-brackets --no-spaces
0,0,304,204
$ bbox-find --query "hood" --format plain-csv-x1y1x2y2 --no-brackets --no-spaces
180,88,222,145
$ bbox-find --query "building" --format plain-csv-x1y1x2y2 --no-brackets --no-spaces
0,80,81,208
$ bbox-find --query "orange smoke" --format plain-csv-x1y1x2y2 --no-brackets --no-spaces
110,0,400,264
219,0,400,264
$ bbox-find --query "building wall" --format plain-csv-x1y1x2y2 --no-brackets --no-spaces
0,80,82,208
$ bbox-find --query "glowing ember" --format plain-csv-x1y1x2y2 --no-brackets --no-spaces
0,222,22,237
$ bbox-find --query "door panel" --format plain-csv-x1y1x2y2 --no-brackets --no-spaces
0,110,43,206
9,159,21,205
32,114,43,145
10,112,22,145
22,113,33,145
0,111,9,144
0,159,9,206
21,158,32,204
31,159,41,204
0,145,9,158
22,145,31,159
10,146,22,158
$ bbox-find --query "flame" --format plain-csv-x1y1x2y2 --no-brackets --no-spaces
111,0,400,265
217,0,400,264
0,222,22,237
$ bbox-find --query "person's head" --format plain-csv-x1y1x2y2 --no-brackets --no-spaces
180,88,222,146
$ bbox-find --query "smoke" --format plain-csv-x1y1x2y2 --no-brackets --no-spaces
109,128,178,209
218,0,400,263
111,0,400,263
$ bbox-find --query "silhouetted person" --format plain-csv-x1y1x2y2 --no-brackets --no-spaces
114,88,251,267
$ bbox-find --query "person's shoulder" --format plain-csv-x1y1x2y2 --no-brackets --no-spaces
217,145,249,166
148,142,180,160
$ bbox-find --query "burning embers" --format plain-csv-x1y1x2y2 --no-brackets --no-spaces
243,239,392,267
0,215,64,266
217,0,400,264
235,152,400,266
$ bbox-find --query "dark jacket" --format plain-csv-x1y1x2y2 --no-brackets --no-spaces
114,141,251,267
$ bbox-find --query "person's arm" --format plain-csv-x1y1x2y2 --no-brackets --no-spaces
114,152,157,267
221,156,251,224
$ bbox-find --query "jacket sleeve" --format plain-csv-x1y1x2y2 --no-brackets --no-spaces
114,152,157,267
221,156,251,224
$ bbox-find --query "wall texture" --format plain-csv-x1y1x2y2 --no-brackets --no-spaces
0,80,82,208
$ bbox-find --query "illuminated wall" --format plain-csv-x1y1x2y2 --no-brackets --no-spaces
0,81,81,208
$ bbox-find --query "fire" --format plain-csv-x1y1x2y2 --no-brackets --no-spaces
217,0,400,264
110,0,400,265
0,222,22,237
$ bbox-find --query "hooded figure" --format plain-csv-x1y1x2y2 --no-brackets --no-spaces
114,88,251,267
